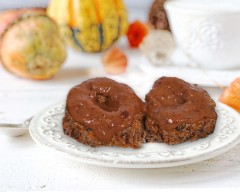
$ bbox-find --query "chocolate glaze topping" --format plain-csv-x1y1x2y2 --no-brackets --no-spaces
145,77,217,129
66,77,144,144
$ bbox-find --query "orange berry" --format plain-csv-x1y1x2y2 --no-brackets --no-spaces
126,20,149,48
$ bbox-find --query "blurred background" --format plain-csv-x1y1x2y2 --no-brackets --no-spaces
0,0,155,21
0,0,156,123
1,0,239,123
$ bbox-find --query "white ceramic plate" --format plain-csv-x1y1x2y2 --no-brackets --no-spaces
29,101,240,168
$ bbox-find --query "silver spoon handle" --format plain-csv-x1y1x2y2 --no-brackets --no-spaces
0,123,22,128
0,117,32,129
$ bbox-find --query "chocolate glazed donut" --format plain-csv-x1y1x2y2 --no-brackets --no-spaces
145,77,218,145
63,77,145,148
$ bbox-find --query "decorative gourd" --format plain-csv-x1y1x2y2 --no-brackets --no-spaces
47,0,128,53
0,9,66,80
219,78,240,112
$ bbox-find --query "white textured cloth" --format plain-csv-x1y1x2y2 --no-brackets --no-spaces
0,0,49,10
0,0,154,10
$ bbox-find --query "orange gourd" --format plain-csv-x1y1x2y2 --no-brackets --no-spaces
219,78,240,112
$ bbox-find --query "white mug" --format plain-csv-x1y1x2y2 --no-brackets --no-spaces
164,0,240,70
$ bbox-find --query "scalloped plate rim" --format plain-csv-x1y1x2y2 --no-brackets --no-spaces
29,101,240,168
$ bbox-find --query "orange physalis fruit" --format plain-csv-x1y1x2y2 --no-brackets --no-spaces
219,78,240,112
126,20,149,48
102,47,128,75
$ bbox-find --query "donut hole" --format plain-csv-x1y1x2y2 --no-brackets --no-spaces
174,95,187,105
156,91,188,107
95,93,119,112
175,91,188,106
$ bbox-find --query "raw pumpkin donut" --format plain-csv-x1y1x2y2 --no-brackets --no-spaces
63,77,145,148
145,77,217,145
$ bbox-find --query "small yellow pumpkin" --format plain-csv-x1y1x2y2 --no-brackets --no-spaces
47,0,128,52
0,9,66,80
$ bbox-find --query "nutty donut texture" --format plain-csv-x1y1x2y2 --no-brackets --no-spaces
63,77,145,148
145,77,217,145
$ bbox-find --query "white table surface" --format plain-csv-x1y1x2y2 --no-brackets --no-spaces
1,3,240,191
